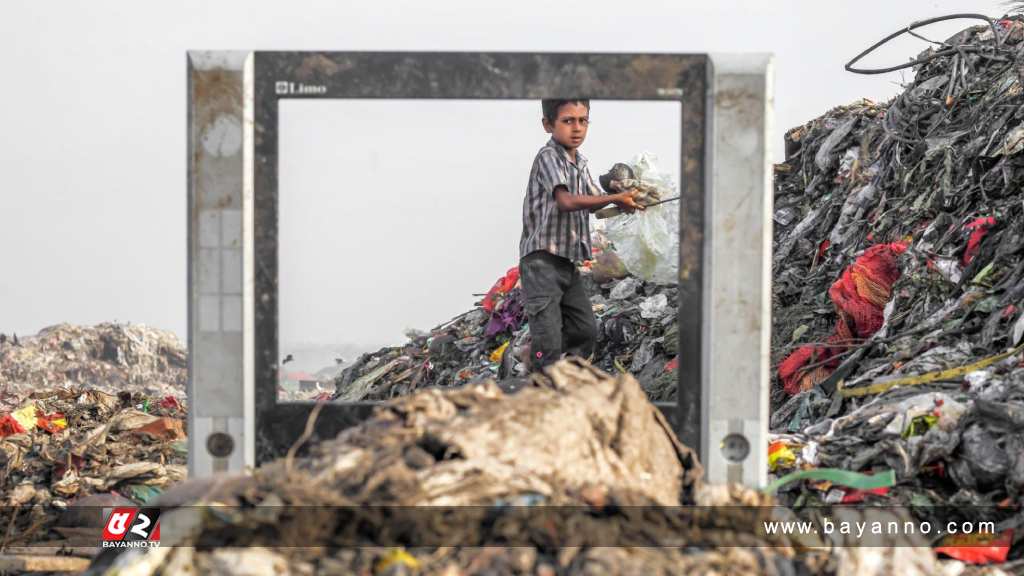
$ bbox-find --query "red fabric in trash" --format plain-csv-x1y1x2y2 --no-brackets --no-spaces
779,242,908,395
840,486,890,504
36,412,65,434
160,396,182,411
962,217,996,266
482,267,520,313
664,356,679,372
778,346,819,395
935,529,1013,564
0,415,25,437
817,239,830,259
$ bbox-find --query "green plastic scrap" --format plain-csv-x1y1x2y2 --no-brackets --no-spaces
909,493,933,508
788,395,811,433
902,414,938,438
788,388,825,433
171,440,188,456
971,262,995,286
123,484,163,504
763,468,896,495
613,358,628,374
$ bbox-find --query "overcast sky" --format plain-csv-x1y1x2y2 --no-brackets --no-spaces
1,0,1011,359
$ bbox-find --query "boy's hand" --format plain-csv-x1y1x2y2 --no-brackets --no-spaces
613,189,646,213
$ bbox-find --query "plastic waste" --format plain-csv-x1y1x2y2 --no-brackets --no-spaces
603,153,679,284
609,277,641,300
639,293,670,320
764,467,895,495
768,440,797,472
935,529,1013,564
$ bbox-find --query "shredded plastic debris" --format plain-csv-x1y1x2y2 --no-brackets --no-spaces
331,262,680,403
770,14,1024,567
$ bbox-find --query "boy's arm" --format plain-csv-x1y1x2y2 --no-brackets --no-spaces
554,186,645,213
583,171,606,213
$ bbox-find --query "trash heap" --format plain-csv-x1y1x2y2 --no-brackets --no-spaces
331,265,679,404
770,17,1024,562
89,360,952,576
0,324,188,548
1,392,187,544
0,323,187,399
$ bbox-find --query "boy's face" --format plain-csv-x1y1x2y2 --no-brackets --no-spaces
543,102,590,150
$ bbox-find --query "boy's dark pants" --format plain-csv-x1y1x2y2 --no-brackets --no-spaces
520,251,598,371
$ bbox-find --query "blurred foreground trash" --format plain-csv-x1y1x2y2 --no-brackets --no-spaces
87,359,965,575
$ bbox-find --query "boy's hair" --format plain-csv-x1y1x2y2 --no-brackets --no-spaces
542,99,590,123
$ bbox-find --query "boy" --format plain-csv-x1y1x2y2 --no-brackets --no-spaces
519,99,644,371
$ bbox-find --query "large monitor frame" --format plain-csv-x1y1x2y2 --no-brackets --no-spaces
188,51,772,485
254,52,706,462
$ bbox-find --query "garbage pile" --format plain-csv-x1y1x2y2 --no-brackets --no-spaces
0,323,187,399
0,324,188,549
770,16,1024,563
0,388,187,545
331,264,679,403
88,360,955,576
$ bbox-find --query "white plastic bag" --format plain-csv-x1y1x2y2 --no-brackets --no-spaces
600,153,679,284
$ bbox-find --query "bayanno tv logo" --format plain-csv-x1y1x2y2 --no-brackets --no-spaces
102,507,161,549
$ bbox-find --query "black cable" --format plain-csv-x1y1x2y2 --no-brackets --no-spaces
845,14,1001,75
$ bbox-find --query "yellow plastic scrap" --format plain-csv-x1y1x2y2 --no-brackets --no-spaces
38,412,67,433
903,414,938,438
613,358,628,374
375,548,420,573
838,341,1024,398
811,480,833,492
489,341,510,363
768,440,797,472
11,404,38,433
